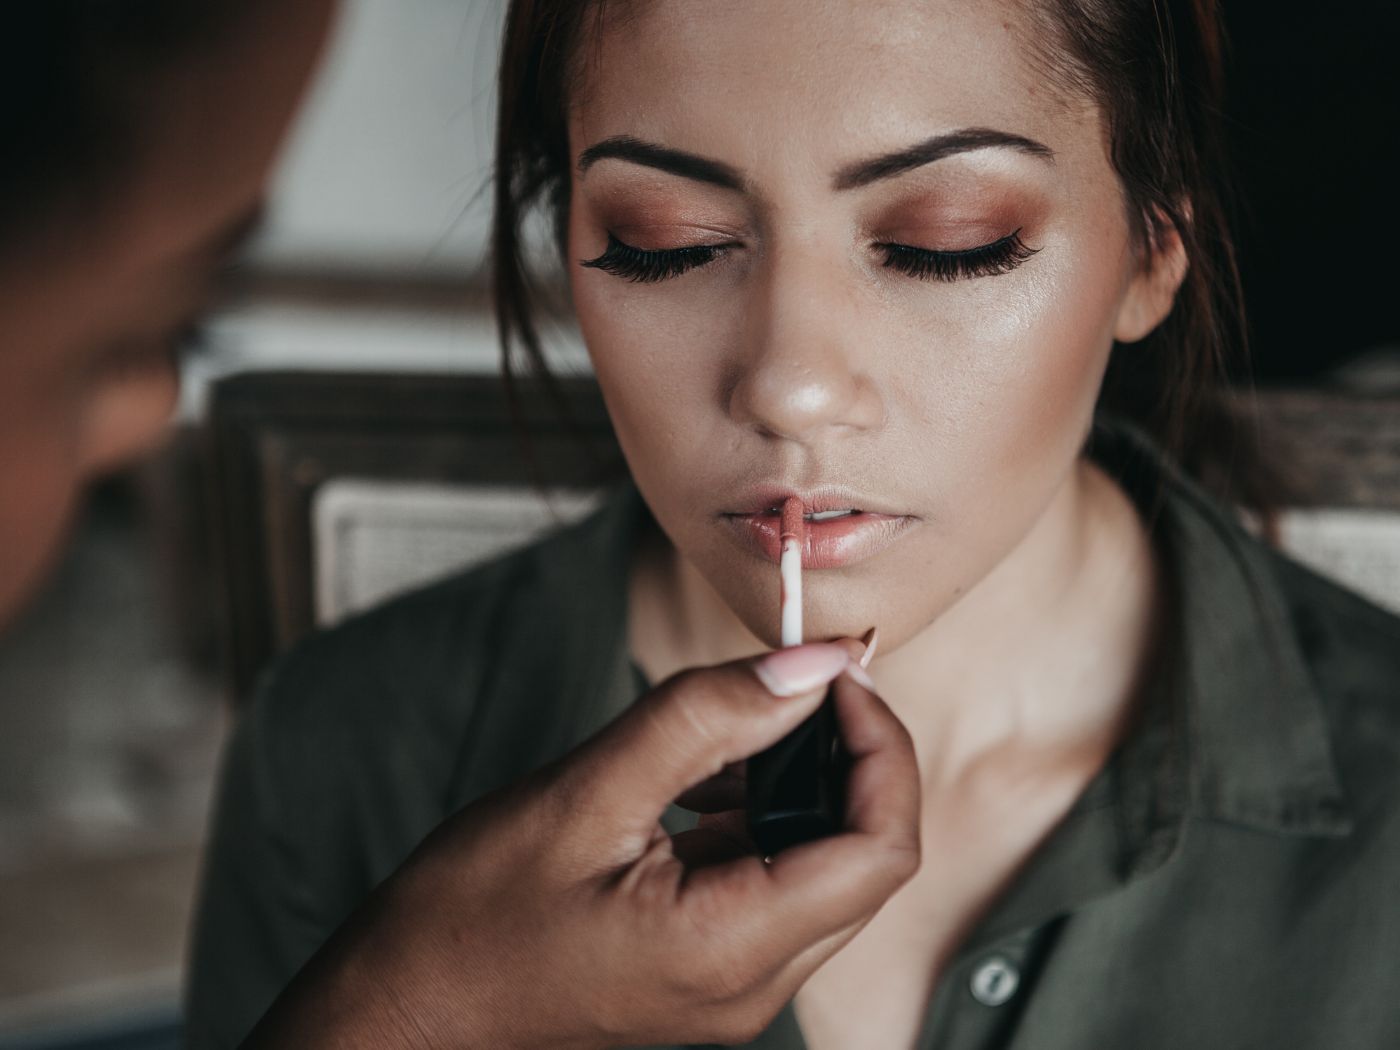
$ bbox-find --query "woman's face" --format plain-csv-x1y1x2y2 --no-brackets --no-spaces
567,0,1181,652
0,0,335,625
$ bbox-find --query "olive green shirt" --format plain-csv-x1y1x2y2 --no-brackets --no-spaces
186,422,1400,1049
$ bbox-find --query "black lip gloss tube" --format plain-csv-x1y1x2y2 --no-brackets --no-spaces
746,686,845,856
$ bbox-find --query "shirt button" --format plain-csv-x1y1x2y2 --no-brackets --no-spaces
970,955,1020,1006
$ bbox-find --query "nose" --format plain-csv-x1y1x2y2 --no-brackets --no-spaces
725,245,883,442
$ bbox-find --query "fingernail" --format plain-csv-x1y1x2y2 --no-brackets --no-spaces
859,626,880,669
754,645,849,698
845,662,880,694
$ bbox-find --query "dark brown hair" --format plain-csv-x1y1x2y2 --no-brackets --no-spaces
0,2,243,250
492,0,1262,504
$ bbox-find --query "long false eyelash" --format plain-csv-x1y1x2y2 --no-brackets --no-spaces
877,229,1039,282
580,233,729,283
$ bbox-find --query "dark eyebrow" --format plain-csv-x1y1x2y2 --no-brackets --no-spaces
577,135,746,191
577,127,1053,195
832,128,1054,190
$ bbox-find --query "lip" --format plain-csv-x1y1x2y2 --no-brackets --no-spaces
720,488,917,570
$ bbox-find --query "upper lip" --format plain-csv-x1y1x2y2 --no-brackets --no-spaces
723,485,907,518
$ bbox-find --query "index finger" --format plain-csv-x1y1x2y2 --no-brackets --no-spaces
551,646,851,861
679,672,921,966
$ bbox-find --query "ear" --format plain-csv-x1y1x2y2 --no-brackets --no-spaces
1113,210,1190,343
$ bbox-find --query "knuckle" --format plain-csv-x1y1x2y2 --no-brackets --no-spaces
885,709,917,752
663,665,729,703
529,758,587,830
886,835,923,884
656,668,731,748
711,1001,776,1045
685,944,763,1005
902,838,924,877
675,888,771,1001
716,1013,772,1047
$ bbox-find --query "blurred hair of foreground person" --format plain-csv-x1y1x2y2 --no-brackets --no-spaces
0,1,332,624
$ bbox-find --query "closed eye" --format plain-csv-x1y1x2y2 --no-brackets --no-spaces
580,233,736,283
875,229,1038,282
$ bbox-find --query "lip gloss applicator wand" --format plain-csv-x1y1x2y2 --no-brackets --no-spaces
746,497,846,856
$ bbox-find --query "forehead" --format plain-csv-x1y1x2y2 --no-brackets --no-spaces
570,0,1096,177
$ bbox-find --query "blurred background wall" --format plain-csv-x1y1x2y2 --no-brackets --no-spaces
253,0,499,277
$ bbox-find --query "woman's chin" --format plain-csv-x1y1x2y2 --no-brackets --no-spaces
714,576,923,655
685,540,953,659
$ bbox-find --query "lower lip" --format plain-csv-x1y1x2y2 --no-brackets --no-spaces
722,512,916,569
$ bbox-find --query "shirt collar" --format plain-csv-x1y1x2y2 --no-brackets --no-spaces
959,417,1353,954
1096,417,1354,839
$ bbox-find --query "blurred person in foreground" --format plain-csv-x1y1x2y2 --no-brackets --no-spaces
0,4,918,1048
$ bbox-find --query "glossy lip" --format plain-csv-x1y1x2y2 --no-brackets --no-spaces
720,487,918,570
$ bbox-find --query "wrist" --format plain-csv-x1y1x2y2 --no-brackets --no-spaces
241,891,446,1050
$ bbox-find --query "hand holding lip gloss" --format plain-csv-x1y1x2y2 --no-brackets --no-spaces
244,643,920,1050
747,497,850,856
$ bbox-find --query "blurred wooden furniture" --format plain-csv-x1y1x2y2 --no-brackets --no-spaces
205,371,622,702
1245,389,1400,619
1249,390,1400,510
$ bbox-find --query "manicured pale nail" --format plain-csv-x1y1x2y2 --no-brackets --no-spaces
754,645,849,698
859,626,880,668
844,661,880,694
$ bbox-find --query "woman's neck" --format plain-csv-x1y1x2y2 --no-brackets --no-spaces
628,457,1163,785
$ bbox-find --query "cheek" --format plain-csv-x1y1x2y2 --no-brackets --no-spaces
569,215,733,502
0,354,179,627
0,468,80,630
893,221,1131,506
577,301,712,522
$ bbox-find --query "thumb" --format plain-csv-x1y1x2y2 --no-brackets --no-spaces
554,644,851,862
